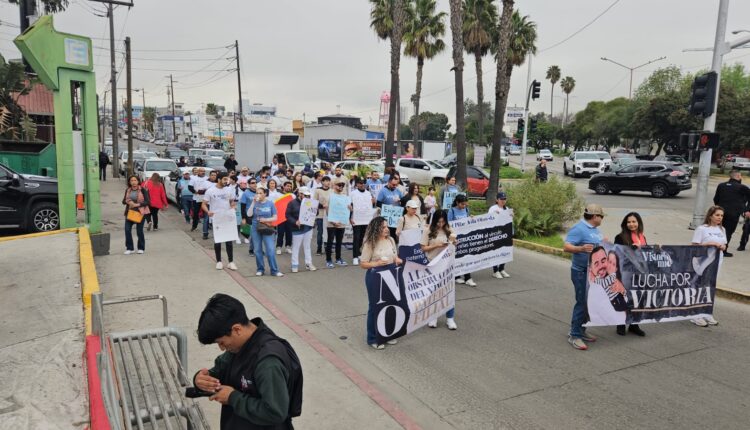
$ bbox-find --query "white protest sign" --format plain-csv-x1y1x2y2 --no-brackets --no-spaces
299,198,318,227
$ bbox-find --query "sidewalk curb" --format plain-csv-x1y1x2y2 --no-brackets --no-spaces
514,238,750,304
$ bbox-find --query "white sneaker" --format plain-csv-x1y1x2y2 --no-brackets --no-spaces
274,272,284,277
500,270,510,278
492,272,503,279
306,264,317,271
691,317,708,327
244,238,250,244
256,271,263,276
353,257,360,266
227,262,238,271
704,315,718,325
455,278,465,284
446,318,458,330
286,247,292,254
465,279,477,287
216,262,223,270
428,319,438,328
124,250,134,255
386,339,398,345
235,239,242,245
276,247,282,255
291,266,299,273
136,250,144,254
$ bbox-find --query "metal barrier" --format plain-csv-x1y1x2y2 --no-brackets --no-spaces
91,292,210,430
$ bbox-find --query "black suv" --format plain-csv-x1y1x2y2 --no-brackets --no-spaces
588,161,692,198
0,162,60,232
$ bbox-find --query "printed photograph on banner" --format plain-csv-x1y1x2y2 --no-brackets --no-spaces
585,243,719,327
442,191,458,210
381,204,403,228
327,193,351,225
450,211,513,277
212,208,239,243
299,198,318,227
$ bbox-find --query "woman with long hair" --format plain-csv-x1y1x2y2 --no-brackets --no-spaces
248,186,283,277
142,172,168,231
613,212,647,336
122,175,150,254
690,205,727,327
292,172,306,191
420,209,458,329
359,216,402,350
399,182,425,216
266,178,281,201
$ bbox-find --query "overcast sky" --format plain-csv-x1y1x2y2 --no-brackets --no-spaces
1,0,749,127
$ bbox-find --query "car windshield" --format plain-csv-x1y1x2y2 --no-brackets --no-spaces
576,153,599,160
205,150,225,157
365,162,385,173
168,150,187,157
145,161,178,171
205,158,224,168
426,160,445,169
141,152,157,159
614,153,636,159
595,152,611,160
188,149,203,155
285,152,312,166
540,150,551,154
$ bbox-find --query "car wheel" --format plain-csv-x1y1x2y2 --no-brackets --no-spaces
594,182,609,195
29,202,60,232
432,178,445,186
651,182,668,198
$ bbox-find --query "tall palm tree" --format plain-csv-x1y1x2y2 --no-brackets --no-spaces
560,76,576,125
462,0,497,146
370,0,409,168
546,65,561,119
449,0,468,188
404,0,446,143
503,10,537,80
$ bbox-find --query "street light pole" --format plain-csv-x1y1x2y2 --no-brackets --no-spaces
600,55,667,98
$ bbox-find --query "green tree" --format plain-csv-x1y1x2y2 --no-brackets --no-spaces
463,98,494,144
404,0,446,143
408,111,451,140
449,0,468,187
371,0,409,167
560,76,575,125
142,107,156,133
0,54,34,140
546,65,561,119
462,0,497,146
205,103,219,116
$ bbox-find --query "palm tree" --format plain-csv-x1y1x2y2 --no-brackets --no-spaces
462,0,497,146
503,11,537,80
449,0,468,188
546,65,561,119
370,0,409,168
560,76,576,125
404,0,446,144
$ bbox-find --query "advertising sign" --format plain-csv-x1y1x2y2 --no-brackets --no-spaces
343,140,384,160
317,139,342,162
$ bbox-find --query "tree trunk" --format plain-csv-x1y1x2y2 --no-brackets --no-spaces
565,93,569,126
488,0,515,204
449,0,467,188
412,56,424,143
475,52,484,146
385,0,406,169
550,83,554,119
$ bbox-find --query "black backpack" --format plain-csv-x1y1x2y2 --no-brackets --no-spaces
256,336,304,418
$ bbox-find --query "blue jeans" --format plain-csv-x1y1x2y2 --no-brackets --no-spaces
366,283,378,345
180,195,192,222
203,210,210,235
315,218,324,252
570,268,588,338
251,227,279,274
125,219,145,251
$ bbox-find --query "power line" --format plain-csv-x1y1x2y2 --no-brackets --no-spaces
539,0,621,52
596,71,630,99
177,70,234,90
125,45,233,53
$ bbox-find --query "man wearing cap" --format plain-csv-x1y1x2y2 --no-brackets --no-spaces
489,192,512,279
236,167,252,185
563,204,605,350
286,187,317,273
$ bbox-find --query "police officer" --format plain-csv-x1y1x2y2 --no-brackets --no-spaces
712,170,750,256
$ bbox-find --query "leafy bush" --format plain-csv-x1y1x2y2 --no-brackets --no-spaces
505,176,583,237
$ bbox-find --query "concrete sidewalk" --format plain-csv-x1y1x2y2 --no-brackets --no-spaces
94,178,405,429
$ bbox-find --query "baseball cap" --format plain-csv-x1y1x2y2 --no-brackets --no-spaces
584,203,605,217
405,200,420,209
496,192,507,200
298,186,312,196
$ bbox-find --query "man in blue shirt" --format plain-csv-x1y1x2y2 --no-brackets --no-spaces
563,204,605,351
239,178,258,255
377,173,404,240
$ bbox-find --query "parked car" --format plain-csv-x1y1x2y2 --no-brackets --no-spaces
446,165,494,197
366,160,411,187
163,148,188,163
136,158,179,183
653,155,694,177
729,157,750,171
203,157,228,173
508,145,521,156
536,149,554,161
593,151,613,171
588,161,692,198
718,153,739,168
204,149,226,159
118,150,157,175
394,157,449,185
563,152,606,177
439,153,457,168
0,162,60,232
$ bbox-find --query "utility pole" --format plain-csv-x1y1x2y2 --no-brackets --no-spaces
169,74,176,141
125,37,134,176
520,55,533,172
235,40,244,132
108,4,120,178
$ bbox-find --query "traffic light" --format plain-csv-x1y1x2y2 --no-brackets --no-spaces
698,132,719,150
531,80,541,100
517,118,525,134
688,71,718,117
530,118,538,133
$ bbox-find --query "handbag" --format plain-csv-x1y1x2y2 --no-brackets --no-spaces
256,222,276,236
127,209,144,223
240,223,251,237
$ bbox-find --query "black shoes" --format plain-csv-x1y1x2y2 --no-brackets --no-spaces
616,324,646,336
724,251,734,257
738,246,746,251
616,325,626,336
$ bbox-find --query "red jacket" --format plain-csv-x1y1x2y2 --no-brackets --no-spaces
142,180,168,209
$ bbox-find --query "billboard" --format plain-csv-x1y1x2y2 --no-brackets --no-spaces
317,139,342,162
343,140,383,160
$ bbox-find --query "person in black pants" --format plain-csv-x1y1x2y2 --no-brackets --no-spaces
613,212,648,337
326,182,349,268
713,170,750,256
350,178,373,265
99,150,110,181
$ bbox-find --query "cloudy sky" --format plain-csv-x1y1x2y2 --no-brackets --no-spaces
1,0,749,127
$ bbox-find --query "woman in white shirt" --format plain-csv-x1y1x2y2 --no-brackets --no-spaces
420,209,458,330
690,205,727,327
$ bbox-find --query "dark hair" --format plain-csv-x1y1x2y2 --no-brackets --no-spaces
216,172,228,181
618,212,644,246
588,245,606,266
428,186,435,192
322,176,331,182
583,213,595,221
407,182,419,196
362,216,388,254
454,194,468,204
314,171,322,179
703,205,724,226
428,209,452,240
197,294,250,344
389,170,400,181
608,251,622,282
126,174,140,185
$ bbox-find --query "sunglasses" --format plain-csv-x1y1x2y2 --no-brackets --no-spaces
261,176,268,179
249,181,257,184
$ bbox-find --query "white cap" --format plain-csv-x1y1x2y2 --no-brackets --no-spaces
405,200,420,209
298,186,312,196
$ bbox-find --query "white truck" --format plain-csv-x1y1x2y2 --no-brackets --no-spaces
421,141,450,161
234,131,312,173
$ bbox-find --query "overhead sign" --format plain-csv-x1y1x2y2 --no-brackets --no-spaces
505,107,524,124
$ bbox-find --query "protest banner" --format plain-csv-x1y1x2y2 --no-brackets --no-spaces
327,193,351,225
352,191,376,226
369,183,384,199
381,204,403,228
212,208,239,243
586,243,719,326
397,228,429,265
272,194,293,226
442,191,458,209
299,198,318,227
366,245,455,344
449,211,513,276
